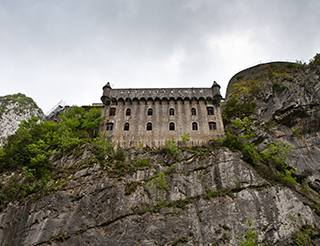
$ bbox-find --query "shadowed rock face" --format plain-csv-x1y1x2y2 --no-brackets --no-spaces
0,148,318,246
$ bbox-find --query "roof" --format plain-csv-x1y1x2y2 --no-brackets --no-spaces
102,82,221,102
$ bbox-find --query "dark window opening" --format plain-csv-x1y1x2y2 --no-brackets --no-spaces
192,122,198,131
106,123,114,131
169,122,175,131
109,108,116,116
191,108,197,115
169,108,174,116
207,107,214,115
147,122,152,131
209,122,217,130
125,108,131,116
124,123,129,131
147,108,153,116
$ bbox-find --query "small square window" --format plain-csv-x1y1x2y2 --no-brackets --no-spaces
147,108,153,116
169,108,174,116
209,122,217,130
192,122,198,130
191,108,197,115
125,108,131,116
109,108,116,116
207,107,214,115
169,122,175,131
124,123,129,131
106,123,114,131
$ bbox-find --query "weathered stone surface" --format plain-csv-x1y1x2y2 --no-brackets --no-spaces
0,149,318,246
227,63,320,181
0,93,44,146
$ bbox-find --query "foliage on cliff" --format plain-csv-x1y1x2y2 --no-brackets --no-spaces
0,106,105,210
221,53,320,220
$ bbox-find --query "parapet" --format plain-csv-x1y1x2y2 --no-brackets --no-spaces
101,81,222,105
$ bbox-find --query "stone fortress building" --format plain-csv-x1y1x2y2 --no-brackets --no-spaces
100,81,225,147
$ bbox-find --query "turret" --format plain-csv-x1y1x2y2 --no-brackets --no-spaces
211,81,221,95
101,82,112,105
211,81,222,105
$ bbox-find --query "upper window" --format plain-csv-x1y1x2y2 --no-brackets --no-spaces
209,122,217,130
106,123,114,131
124,123,129,131
192,122,198,131
147,122,152,131
207,107,214,115
109,108,116,116
169,108,175,116
147,108,153,116
169,122,175,131
125,108,131,116
191,108,197,115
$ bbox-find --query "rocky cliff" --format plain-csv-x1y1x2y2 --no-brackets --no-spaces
225,55,320,188
0,93,44,146
1,147,318,246
1,56,320,246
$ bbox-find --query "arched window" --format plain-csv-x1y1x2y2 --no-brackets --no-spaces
147,108,153,116
125,108,131,116
169,108,175,116
109,108,116,116
124,123,129,131
192,122,198,131
169,122,175,131
191,108,197,115
147,122,152,131
106,122,114,131
207,107,214,115
209,122,217,130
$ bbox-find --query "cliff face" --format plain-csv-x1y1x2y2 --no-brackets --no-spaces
0,93,44,146
226,61,320,181
0,148,318,246
1,60,320,246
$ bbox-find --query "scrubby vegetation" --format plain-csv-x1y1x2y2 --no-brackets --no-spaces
0,106,106,211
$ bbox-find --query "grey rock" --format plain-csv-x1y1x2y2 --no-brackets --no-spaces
0,149,318,246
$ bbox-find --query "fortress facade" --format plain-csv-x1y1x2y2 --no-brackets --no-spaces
100,82,225,147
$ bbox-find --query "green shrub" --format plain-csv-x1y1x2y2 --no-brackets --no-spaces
160,137,179,161
148,172,169,199
309,53,320,65
292,127,302,138
204,189,235,199
125,181,142,195
181,133,190,142
170,237,188,246
222,98,257,124
133,158,149,167
237,219,263,246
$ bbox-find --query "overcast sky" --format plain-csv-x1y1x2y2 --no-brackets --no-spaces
1,0,319,113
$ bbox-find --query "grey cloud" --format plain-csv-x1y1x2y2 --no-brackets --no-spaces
0,0,319,112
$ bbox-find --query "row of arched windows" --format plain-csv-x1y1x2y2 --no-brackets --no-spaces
106,122,217,131
110,107,215,116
